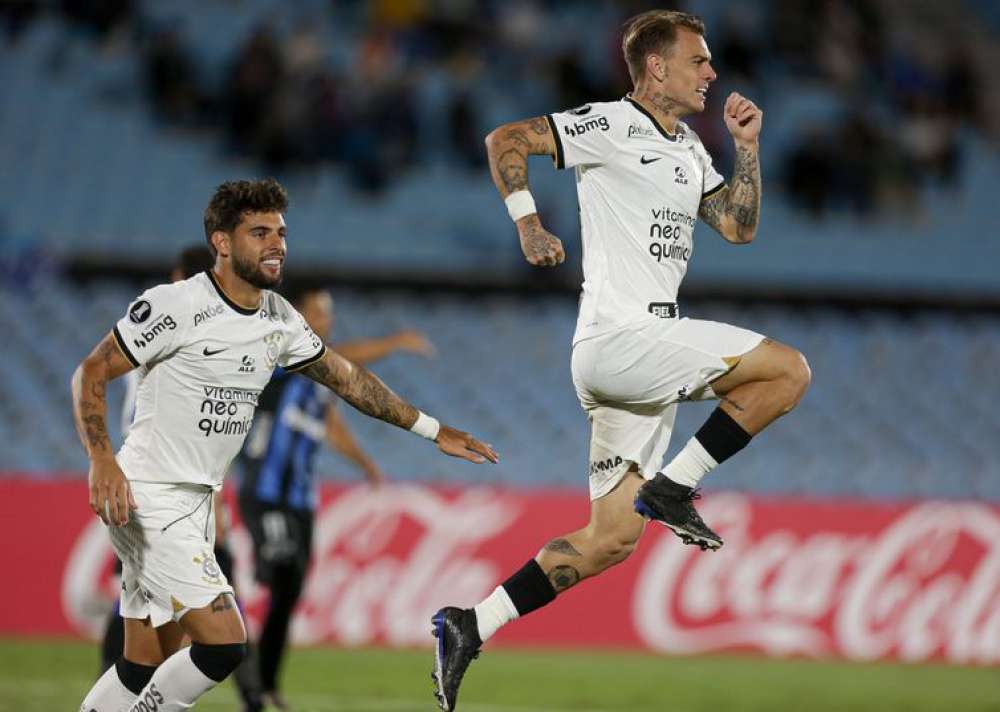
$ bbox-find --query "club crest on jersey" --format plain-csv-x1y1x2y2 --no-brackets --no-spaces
193,550,223,584
264,331,282,369
674,166,689,184
128,300,152,324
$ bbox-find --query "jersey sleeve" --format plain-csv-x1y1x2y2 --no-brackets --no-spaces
546,104,616,170
112,283,188,369
280,309,326,372
697,139,726,199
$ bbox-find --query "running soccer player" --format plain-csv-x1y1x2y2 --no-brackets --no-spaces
73,178,497,712
101,244,267,712
237,283,434,710
431,11,810,710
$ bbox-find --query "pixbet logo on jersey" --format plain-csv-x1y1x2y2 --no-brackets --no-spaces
193,303,224,326
132,315,177,349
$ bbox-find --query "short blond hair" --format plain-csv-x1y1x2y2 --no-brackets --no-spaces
621,10,706,85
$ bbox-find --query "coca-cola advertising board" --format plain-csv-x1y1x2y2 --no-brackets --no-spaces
2,477,998,664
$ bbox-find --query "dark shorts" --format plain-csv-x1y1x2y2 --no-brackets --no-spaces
238,497,314,586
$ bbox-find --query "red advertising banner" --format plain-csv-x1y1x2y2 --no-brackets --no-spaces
2,477,998,664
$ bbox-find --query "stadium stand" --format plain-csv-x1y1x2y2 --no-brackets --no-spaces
1,2,997,501
1,277,998,501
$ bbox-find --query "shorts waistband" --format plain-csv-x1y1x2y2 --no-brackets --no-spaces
647,302,679,319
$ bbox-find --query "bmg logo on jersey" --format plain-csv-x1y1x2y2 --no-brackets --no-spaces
132,314,177,349
563,115,609,138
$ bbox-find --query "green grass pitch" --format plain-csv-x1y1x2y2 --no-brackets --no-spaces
1,638,997,711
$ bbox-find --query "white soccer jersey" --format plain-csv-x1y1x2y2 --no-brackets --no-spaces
112,271,326,488
547,97,726,343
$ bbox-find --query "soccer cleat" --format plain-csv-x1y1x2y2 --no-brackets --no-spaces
431,607,482,711
634,473,723,550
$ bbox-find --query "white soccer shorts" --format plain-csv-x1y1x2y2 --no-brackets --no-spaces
108,482,233,626
571,317,764,500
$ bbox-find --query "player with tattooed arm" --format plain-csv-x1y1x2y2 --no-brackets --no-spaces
431,11,810,710
72,178,497,712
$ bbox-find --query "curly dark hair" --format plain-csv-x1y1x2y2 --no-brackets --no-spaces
203,178,289,256
622,10,706,86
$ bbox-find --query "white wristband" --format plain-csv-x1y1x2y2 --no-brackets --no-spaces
505,190,537,222
410,411,441,441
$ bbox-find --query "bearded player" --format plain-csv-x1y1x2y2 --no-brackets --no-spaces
73,178,497,712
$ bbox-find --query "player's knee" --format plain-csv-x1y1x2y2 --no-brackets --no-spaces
189,642,247,683
780,349,811,410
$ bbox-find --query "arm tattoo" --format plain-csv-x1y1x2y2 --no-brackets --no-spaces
302,352,418,430
498,148,528,193
72,336,118,457
487,117,553,197
547,565,581,592
528,116,549,135
699,146,761,242
543,538,583,557
520,219,558,261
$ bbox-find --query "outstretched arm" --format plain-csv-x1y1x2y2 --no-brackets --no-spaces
71,331,137,526
699,93,762,245
485,117,565,267
300,349,498,464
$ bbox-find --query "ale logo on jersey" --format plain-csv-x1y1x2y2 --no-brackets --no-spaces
239,355,256,373
674,166,688,184
128,300,152,324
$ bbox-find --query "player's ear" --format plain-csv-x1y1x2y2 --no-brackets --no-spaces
646,53,667,82
211,231,231,258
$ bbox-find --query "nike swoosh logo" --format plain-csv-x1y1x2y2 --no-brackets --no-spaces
640,155,662,165
202,346,227,356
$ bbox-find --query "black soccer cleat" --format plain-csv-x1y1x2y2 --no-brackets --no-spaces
431,606,482,711
634,473,723,551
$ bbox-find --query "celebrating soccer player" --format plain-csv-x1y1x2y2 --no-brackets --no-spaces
72,178,497,712
431,11,810,710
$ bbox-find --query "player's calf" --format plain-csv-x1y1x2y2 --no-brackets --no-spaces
79,657,158,711
125,642,247,712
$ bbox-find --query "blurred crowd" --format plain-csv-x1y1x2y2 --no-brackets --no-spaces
1,0,994,217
